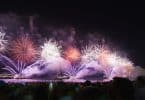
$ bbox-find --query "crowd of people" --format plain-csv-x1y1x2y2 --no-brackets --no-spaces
0,76,145,100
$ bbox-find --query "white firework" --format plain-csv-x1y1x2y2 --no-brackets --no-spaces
0,32,8,52
106,52,133,68
81,44,106,64
104,52,134,80
41,39,62,61
81,44,134,81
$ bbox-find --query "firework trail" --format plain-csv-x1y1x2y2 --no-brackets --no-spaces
0,54,18,75
13,60,47,78
0,54,26,75
74,61,106,80
0,54,47,78
10,35,38,63
63,64,84,77
0,32,8,52
14,58,72,79
16,61,27,73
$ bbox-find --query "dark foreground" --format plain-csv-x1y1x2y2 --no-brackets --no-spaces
0,77,145,100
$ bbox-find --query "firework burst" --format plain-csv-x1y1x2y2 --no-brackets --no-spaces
106,52,133,68
64,46,81,62
81,44,108,64
10,35,38,63
41,39,62,61
80,43,134,80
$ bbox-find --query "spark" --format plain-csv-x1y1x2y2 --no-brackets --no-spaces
10,35,38,63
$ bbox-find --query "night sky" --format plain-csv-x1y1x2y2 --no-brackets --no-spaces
0,1,144,67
